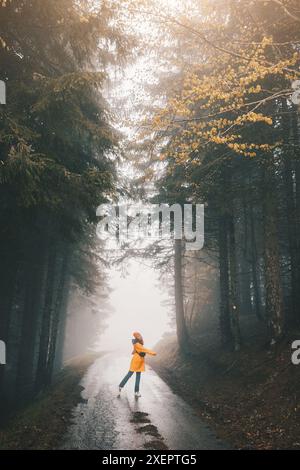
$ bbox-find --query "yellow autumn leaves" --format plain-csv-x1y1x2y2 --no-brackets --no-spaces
152,33,299,162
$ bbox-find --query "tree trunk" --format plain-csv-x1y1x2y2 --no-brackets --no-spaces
263,163,284,344
45,248,70,383
228,215,241,351
174,239,189,354
0,260,27,408
236,201,252,316
218,215,233,347
249,202,262,320
53,272,71,373
0,255,19,404
15,231,50,401
35,240,58,392
291,107,300,322
282,99,299,324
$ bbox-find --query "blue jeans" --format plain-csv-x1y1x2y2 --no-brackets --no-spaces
119,371,141,392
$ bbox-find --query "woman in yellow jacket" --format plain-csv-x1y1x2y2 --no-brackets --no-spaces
118,332,157,397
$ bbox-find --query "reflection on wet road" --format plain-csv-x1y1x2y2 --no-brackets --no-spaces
61,353,228,450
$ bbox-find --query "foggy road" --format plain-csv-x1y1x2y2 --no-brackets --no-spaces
60,353,228,450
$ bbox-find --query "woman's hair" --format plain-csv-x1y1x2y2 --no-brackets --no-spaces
133,331,144,345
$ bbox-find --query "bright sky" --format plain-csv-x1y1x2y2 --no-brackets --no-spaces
99,259,173,351
95,0,188,353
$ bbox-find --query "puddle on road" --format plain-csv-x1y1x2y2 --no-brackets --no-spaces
130,411,168,450
130,411,151,424
137,424,160,437
144,440,168,450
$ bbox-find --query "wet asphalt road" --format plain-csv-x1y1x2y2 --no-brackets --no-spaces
60,353,229,450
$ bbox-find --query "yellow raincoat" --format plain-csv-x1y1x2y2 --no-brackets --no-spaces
129,342,156,372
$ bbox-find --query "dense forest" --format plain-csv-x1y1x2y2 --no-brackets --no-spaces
0,0,300,437
143,0,300,353
0,0,128,412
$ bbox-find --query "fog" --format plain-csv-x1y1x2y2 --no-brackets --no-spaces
97,260,172,353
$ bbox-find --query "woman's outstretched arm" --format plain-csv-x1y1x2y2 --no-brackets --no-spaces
135,343,157,356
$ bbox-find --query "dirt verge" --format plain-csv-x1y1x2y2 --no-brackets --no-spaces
0,353,100,450
149,334,300,450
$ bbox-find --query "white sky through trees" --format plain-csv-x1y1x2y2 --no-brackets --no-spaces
98,260,173,351
94,1,190,350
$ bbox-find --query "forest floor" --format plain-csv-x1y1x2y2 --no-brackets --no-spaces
0,353,101,450
149,327,300,450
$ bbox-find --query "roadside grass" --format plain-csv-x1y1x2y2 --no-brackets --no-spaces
150,328,300,450
0,353,100,450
